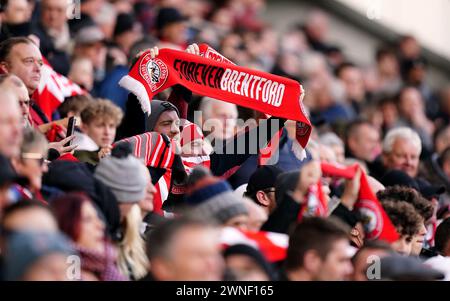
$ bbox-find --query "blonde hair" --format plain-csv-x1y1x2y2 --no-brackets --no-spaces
117,204,149,280
80,99,123,126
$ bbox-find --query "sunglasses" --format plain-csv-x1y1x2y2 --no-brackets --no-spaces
21,153,50,166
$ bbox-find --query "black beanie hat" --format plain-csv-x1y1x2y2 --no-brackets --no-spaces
145,100,180,132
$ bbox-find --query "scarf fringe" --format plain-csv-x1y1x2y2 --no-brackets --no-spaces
118,75,151,115
291,139,307,161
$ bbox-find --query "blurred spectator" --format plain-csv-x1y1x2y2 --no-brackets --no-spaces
1,201,58,237
74,99,123,165
244,165,282,214
398,34,420,59
242,198,267,232
155,7,188,49
0,74,31,127
73,25,107,88
0,84,24,162
10,128,48,202
379,254,444,280
345,120,382,174
184,175,249,230
0,154,23,212
33,0,71,75
397,86,434,151
435,85,450,128
350,240,392,281
400,55,437,119
336,62,366,115
377,96,399,134
58,94,93,119
319,132,345,164
0,0,33,41
365,47,401,96
381,200,422,256
223,244,275,281
112,13,142,58
283,217,353,281
94,0,117,40
301,10,334,54
143,217,224,281
3,231,75,281
68,0,103,35
68,57,95,91
420,146,450,203
377,186,434,256
198,97,238,141
382,127,422,179
94,143,151,280
433,125,450,156
306,75,352,125
434,217,450,257
51,192,127,281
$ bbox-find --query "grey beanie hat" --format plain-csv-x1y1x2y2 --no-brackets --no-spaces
190,190,249,224
146,100,180,132
95,144,149,203
4,231,76,281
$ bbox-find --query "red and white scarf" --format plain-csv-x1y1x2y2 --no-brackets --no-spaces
321,162,400,243
119,43,312,156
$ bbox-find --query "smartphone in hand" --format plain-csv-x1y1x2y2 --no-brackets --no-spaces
64,116,76,147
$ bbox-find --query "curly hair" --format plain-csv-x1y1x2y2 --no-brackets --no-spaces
381,199,422,237
377,186,433,221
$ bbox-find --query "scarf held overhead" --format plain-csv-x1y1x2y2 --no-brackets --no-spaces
119,44,312,149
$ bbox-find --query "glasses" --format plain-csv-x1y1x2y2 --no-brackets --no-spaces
21,153,50,166
262,188,276,194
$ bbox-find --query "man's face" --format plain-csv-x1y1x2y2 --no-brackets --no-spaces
153,110,180,140
162,22,188,46
411,222,427,256
0,92,23,158
349,124,381,162
157,226,224,281
383,138,420,178
16,83,30,123
81,117,117,148
3,0,31,24
315,239,353,281
339,67,365,101
76,42,106,69
1,43,43,95
204,101,238,140
41,0,69,31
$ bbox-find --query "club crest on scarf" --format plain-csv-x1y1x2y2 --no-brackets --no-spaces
139,54,168,92
357,199,384,240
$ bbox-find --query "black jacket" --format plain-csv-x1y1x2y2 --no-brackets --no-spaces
42,160,122,240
